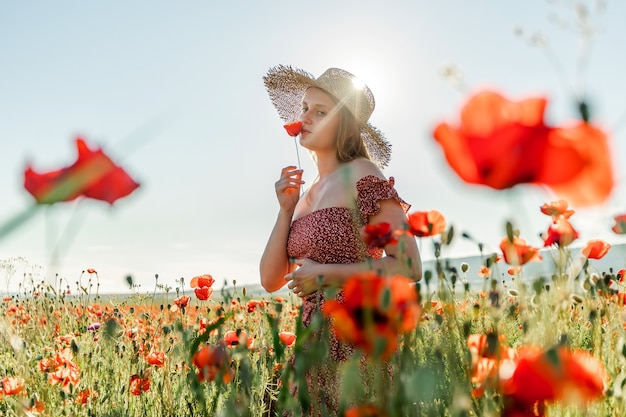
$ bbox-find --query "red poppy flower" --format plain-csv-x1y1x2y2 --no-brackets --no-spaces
407,210,446,237
612,213,626,234
223,330,253,348
322,273,420,360
75,388,98,404
540,200,574,219
278,331,296,346
24,137,140,205
246,299,268,313
173,295,190,309
467,334,516,397
500,346,606,409
1,377,24,396
190,274,215,288
284,121,303,137
194,286,213,301
542,216,579,247
129,371,151,395
507,266,522,276
192,343,233,383
544,122,613,207
500,237,542,266
361,222,398,249
26,400,45,414
581,240,611,260
343,404,387,417
433,91,554,189
477,265,491,278
146,350,166,367
433,91,613,206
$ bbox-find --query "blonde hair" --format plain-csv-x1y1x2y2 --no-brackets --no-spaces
335,103,370,163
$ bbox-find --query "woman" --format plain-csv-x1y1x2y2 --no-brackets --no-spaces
260,65,422,414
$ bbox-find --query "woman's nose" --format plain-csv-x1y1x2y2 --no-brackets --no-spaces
300,109,311,123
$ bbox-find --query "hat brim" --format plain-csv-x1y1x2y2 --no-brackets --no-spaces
263,65,391,168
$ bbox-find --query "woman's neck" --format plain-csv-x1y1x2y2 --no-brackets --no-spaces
315,154,341,178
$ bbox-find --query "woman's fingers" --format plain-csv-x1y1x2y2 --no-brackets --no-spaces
275,168,304,194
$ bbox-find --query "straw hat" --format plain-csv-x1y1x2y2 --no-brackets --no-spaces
263,65,391,168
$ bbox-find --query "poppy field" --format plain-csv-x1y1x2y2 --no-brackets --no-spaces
0,197,626,417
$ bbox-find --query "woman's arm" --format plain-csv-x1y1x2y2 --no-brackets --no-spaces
259,166,304,292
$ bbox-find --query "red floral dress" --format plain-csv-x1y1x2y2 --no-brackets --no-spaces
285,175,409,415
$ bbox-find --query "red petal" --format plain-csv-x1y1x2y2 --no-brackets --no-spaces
23,137,140,205
283,121,302,137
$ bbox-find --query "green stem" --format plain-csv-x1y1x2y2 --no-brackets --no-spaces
0,205,39,241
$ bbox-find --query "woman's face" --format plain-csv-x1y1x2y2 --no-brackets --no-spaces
299,87,340,156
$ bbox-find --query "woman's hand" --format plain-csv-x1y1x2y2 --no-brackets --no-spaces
284,258,324,297
275,166,304,213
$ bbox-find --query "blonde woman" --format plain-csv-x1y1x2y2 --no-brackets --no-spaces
260,66,421,414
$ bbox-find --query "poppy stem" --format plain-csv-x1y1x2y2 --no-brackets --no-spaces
293,137,301,169
0,205,39,241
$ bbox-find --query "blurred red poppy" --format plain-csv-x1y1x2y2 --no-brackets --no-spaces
24,137,140,205
322,272,420,360
173,295,190,309
581,240,611,259
542,216,579,247
76,388,98,404
1,377,24,396
612,213,626,234
467,333,516,398
246,299,268,313
343,404,387,417
407,210,446,237
500,237,542,266
129,371,151,395
540,200,574,219
361,222,398,249
500,346,606,410
278,331,296,346
545,122,613,207
192,343,233,383
284,121,303,137
146,350,166,367
224,330,253,348
433,90,613,206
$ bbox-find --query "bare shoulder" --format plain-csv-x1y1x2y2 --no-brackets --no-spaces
344,158,385,182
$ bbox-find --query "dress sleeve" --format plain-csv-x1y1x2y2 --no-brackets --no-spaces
356,175,410,224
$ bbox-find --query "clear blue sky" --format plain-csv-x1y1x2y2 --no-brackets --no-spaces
1,0,624,294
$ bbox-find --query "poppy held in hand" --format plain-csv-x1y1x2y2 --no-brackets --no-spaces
283,121,303,137
24,137,140,205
